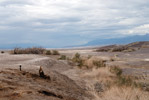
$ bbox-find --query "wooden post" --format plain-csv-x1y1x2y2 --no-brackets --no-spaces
20,65,22,71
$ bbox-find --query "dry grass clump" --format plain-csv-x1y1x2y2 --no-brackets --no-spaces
110,66,122,76
110,66,138,87
58,55,67,60
72,53,84,67
81,65,149,100
93,60,106,68
84,56,107,69
52,50,60,55
45,50,51,55
45,50,60,55
96,86,149,100
12,47,45,54
82,67,115,84
71,53,107,68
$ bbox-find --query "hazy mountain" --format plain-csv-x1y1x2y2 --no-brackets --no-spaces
1,34,149,49
84,34,149,46
0,43,40,49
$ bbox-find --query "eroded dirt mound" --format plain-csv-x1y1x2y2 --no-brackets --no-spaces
0,68,91,100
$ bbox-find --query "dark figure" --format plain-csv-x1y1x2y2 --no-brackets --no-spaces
39,66,45,78
19,65,22,71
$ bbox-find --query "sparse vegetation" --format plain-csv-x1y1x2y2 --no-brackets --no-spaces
12,47,45,54
93,60,106,68
82,64,149,100
117,76,135,86
72,53,81,62
58,55,67,60
83,56,107,69
52,50,60,55
111,46,128,52
71,54,107,68
1,41,148,100
110,66,122,76
46,50,51,55
109,66,138,87
72,53,84,67
95,42,144,52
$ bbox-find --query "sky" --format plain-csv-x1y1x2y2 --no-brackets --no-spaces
0,0,149,48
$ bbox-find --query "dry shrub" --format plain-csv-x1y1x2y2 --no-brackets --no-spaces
52,50,60,55
84,57,106,69
96,86,149,100
82,67,115,84
12,47,45,54
111,46,135,52
93,60,106,68
110,66,138,87
72,53,81,62
110,66,122,76
81,66,149,100
72,53,84,67
46,50,51,55
81,67,115,99
45,50,60,55
71,54,106,68
58,55,67,60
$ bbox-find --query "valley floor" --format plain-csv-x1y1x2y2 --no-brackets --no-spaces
0,47,149,100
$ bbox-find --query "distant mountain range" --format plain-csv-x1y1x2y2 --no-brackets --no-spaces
0,43,40,49
84,34,149,46
0,34,149,49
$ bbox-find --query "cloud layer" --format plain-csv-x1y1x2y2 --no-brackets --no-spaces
0,0,149,47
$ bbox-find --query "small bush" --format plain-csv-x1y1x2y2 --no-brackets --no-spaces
110,66,137,87
117,76,134,86
77,59,84,67
1,51,4,53
13,47,45,54
58,55,66,60
72,53,84,67
110,66,122,76
52,50,60,55
93,60,106,68
72,53,81,62
46,50,51,55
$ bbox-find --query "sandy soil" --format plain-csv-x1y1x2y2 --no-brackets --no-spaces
0,53,92,100
0,47,149,100
59,47,149,83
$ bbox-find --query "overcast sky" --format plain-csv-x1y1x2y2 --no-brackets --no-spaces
0,0,149,47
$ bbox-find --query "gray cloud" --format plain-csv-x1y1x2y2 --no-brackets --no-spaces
0,0,149,47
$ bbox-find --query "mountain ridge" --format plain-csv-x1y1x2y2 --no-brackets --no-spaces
84,34,149,46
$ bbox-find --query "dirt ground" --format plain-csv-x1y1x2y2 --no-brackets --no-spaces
0,53,93,100
0,47,149,100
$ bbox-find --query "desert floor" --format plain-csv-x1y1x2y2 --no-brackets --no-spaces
0,47,149,100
